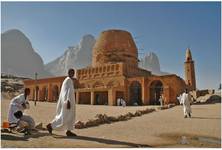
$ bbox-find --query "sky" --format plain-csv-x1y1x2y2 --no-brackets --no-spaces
1,2,221,90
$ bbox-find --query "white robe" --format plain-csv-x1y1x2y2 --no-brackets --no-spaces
51,77,75,131
117,98,121,106
180,92,192,116
8,94,29,125
120,99,126,107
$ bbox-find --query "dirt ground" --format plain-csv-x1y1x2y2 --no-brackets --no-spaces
1,99,221,148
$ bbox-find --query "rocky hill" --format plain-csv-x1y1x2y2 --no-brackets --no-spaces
1,29,52,79
45,34,96,76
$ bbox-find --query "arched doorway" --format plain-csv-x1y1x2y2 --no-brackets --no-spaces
94,91,108,105
150,80,163,105
79,92,91,104
52,85,59,101
42,86,48,101
34,86,39,101
32,88,35,100
130,81,142,105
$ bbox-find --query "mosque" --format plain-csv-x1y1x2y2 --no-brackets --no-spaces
24,29,196,106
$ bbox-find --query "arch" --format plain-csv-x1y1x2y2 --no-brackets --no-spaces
94,91,108,105
149,80,164,105
32,88,35,100
36,86,39,101
129,81,142,105
42,86,48,101
52,85,59,101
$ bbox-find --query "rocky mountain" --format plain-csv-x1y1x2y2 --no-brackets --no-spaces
45,34,96,76
1,29,168,78
1,29,52,79
139,52,169,75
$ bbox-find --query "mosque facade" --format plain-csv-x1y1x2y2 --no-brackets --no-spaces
24,29,196,106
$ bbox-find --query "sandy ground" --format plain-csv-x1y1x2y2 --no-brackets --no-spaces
1,99,221,148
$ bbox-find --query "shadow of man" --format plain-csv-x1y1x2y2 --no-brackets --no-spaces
53,135,152,148
1,131,50,141
191,116,221,120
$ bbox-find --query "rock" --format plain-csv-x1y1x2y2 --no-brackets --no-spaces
85,119,99,127
107,116,118,122
75,121,85,129
75,108,156,129
117,115,128,121
124,113,132,120
180,136,189,145
134,111,142,116
95,114,111,123
146,108,155,113
94,119,103,124
126,112,134,117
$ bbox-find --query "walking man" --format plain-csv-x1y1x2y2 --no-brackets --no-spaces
180,89,192,118
47,69,77,136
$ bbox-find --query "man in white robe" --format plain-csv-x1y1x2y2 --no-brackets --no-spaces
120,98,126,107
47,69,76,136
180,89,192,118
117,98,121,106
8,88,30,128
159,95,164,106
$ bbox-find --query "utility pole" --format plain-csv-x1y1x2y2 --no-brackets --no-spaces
35,72,38,106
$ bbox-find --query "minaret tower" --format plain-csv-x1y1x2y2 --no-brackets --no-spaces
184,48,196,90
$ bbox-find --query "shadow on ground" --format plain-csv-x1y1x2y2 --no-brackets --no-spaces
1,132,50,141
191,116,221,120
54,134,151,147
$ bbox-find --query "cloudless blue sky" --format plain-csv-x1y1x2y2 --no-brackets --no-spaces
1,2,221,90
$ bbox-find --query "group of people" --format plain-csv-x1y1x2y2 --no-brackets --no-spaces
8,69,77,136
7,68,193,136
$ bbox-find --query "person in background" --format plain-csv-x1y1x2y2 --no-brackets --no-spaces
159,95,164,106
117,98,121,106
180,89,192,118
120,98,126,107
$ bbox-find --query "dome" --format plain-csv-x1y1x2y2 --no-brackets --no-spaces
92,29,138,67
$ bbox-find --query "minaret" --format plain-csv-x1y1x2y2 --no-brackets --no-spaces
184,48,196,90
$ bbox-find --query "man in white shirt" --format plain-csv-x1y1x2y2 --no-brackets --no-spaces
8,88,30,128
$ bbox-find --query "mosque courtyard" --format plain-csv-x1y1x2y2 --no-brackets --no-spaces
1,99,221,148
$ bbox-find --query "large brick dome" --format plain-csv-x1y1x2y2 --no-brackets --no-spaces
92,29,139,67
